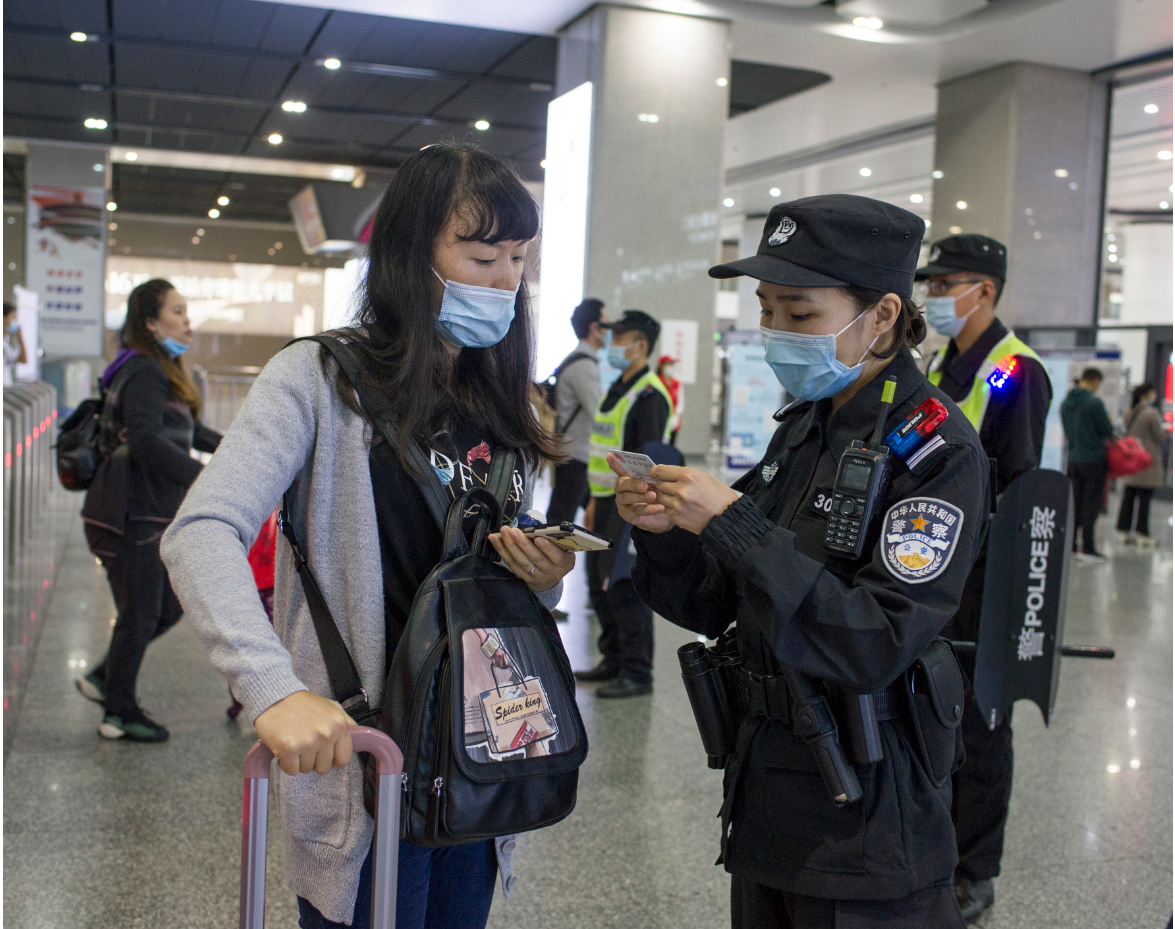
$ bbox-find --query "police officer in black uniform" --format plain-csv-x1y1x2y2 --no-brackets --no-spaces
609,195,990,928
916,235,1053,922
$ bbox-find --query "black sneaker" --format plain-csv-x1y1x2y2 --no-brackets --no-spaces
75,669,106,705
597,676,653,699
574,662,619,683
99,707,169,742
955,877,994,923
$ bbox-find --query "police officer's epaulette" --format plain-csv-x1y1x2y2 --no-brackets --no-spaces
772,398,810,421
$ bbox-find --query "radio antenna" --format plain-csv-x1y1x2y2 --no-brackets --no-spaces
871,377,897,450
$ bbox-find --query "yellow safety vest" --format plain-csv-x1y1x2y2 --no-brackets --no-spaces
587,370,674,497
927,331,1043,431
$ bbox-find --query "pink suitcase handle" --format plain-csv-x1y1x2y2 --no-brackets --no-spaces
240,726,403,929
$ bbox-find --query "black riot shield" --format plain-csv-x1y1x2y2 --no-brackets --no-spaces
972,468,1075,730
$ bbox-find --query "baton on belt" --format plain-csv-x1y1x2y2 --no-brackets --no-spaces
240,727,403,929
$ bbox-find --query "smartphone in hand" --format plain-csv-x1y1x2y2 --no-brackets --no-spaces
520,522,612,552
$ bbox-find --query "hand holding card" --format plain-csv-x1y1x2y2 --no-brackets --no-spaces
608,449,658,484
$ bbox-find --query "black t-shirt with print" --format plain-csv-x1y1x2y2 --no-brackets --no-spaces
369,410,523,669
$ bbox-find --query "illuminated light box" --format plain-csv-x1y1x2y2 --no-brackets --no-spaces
537,81,593,379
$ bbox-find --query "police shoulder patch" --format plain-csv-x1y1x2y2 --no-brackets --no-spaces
881,496,964,585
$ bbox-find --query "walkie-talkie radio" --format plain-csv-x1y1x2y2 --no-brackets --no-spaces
825,377,897,559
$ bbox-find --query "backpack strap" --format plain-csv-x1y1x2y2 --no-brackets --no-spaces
277,494,372,720
553,351,594,433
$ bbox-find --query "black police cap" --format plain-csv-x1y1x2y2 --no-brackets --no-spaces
603,309,660,348
916,234,1007,281
709,194,925,297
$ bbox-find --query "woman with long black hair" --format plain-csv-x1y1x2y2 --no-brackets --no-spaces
161,144,574,928
79,279,222,741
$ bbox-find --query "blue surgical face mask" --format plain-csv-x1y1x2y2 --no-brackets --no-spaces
432,267,518,349
607,343,632,370
924,282,982,339
159,335,189,358
760,310,878,402
6,320,18,335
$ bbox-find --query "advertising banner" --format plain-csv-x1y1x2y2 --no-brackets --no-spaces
723,333,783,471
26,184,106,357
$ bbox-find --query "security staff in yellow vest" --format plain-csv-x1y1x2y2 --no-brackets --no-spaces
578,310,672,698
917,234,1052,923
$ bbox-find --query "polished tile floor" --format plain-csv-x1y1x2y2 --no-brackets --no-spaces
4,491,1171,928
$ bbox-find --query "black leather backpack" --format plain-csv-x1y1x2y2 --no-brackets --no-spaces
281,334,587,846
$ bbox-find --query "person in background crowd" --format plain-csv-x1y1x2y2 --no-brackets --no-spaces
546,298,607,526
1117,381,1165,547
1060,367,1113,562
4,302,28,387
916,233,1052,923
161,144,573,929
76,279,222,742
657,354,683,446
578,310,671,698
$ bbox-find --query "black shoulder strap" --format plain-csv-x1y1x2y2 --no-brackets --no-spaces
554,351,594,433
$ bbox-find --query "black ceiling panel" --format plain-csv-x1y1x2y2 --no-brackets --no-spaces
728,61,832,117
4,0,559,214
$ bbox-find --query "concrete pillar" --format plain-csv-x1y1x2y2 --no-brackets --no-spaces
553,6,730,456
929,63,1109,329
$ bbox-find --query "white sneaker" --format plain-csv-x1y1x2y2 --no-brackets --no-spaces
1135,534,1157,548
1076,552,1108,564
1118,531,1135,545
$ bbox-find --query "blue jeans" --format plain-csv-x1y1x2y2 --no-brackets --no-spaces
296,838,497,929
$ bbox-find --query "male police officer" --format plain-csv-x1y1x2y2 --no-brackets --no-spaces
577,310,672,698
917,234,1052,922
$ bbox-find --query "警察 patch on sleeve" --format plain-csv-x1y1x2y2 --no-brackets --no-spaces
881,497,964,585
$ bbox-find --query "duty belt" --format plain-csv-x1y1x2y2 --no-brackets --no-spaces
735,668,902,724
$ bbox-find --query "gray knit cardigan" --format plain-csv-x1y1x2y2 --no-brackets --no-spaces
161,340,561,924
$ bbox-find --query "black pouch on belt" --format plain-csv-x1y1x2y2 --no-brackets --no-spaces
902,638,966,786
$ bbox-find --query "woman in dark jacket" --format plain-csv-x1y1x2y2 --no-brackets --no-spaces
78,279,221,741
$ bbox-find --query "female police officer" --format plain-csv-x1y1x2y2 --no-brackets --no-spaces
609,195,988,928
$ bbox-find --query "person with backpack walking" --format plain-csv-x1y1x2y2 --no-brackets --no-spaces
161,144,575,929
76,279,222,742
546,298,608,526
1116,381,1166,547
1060,368,1114,562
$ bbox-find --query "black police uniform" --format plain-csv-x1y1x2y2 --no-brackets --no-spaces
916,237,1052,891
631,197,990,928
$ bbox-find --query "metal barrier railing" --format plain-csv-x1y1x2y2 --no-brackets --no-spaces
3,381,61,752
191,365,262,434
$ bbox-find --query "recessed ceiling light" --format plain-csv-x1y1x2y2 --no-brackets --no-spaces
1130,759,1141,769
637,113,660,123
92,163,103,172
83,118,107,130
949,225,962,234
932,170,944,179
125,151,137,161
1108,253,1118,262
1158,151,1172,160
956,200,968,210
191,236,200,245
716,77,728,87
769,187,781,197
323,58,341,70
1144,103,1159,114
217,196,229,206
1162,201,1170,210
852,16,883,29
331,168,347,178
70,32,88,42
1107,233,1115,240
474,119,490,131
859,167,872,177
196,228,205,236
723,198,735,207
274,242,282,249
282,100,307,113
909,193,924,204
106,201,117,211
1108,244,1117,252
208,208,220,218
268,133,283,145
1127,697,1136,707
1054,168,1068,177
1106,764,1120,774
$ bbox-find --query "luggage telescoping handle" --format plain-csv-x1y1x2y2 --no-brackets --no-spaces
240,726,403,929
